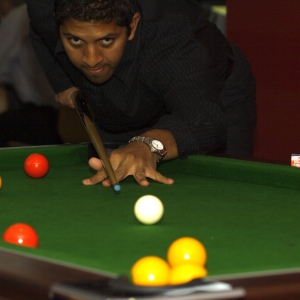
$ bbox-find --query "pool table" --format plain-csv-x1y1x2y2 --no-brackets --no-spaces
0,144,300,299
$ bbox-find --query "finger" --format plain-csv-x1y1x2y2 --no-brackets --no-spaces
160,177,174,185
82,168,107,185
102,168,125,187
155,172,174,185
70,89,79,108
134,172,150,187
147,171,174,185
102,178,112,187
69,101,76,109
82,158,107,185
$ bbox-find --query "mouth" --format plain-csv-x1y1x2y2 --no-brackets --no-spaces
85,66,105,76
82,64,113,84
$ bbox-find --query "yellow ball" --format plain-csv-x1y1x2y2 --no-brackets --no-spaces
131,256,170,286
167,237,207,267
169,264,207,285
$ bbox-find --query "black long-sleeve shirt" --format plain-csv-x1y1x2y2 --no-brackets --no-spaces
25,0,244,156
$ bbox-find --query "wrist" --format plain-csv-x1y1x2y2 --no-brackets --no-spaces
128,136,167,162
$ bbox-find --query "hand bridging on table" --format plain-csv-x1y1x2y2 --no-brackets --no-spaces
82,141,174,187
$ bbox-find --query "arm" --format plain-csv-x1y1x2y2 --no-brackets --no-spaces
29,26,75,97
25,0,76,101
84,85,225,188
82,54,226,187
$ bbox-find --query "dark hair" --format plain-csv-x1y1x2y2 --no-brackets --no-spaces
54,0,138,32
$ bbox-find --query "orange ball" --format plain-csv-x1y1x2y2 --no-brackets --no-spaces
131,256,170,286
3,223,38,248
167,237,207,267
24,153,49,178
169,263,207,285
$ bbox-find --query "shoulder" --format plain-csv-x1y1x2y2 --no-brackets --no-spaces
25,0,54,26
137,1,211,64
25,0,58,47
138,0,207,35
137,0,211,62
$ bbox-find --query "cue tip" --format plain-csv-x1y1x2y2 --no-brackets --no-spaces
114,184,121,192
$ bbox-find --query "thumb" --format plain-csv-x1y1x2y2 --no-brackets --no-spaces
88,157,104,171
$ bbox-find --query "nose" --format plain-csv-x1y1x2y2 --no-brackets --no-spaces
82,44,103,67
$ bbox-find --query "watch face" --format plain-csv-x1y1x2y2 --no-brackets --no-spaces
152,140,164,150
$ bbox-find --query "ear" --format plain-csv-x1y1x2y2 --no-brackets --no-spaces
128,12,141,40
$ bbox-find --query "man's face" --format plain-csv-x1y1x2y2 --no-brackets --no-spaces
59,15,139,84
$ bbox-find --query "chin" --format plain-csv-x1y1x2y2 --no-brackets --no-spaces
85,73,112,85
90,78,102,84
84,75,103,84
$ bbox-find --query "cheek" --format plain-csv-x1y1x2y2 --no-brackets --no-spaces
106,43,127,65
61,41,80,64
66,49,82,67
108,51,122,65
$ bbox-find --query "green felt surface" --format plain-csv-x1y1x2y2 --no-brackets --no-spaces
0,144,300,279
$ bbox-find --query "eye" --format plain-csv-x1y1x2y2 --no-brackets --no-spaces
68,37,83,45
100,38,114,46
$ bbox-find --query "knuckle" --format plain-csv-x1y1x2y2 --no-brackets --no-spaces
124,152,136,161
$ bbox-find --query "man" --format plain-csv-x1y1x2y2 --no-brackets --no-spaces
25,0,256,187
0,0,61,147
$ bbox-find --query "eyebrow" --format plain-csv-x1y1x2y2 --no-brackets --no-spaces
61,32,120,41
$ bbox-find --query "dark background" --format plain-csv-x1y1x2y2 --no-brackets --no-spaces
227,0,300,163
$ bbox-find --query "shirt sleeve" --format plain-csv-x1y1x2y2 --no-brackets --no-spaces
25,0,74,93
156,70,226,156
137,7,230,156
145,40,227,156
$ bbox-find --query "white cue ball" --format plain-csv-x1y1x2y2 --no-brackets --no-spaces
134,195,164,225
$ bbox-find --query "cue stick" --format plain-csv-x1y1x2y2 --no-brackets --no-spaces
74,92,120,192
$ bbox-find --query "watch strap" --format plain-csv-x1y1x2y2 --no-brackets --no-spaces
128,136,167,162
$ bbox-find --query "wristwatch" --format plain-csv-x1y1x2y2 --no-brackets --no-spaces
128,136,167,162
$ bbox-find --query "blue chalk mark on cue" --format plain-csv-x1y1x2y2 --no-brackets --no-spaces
114,184,121,192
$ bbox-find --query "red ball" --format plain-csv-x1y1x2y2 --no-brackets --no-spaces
24,153,49,178
3,223,39,248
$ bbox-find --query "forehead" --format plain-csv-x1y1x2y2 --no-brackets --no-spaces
60,18,122,35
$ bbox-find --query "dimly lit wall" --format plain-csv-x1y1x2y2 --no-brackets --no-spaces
227,0,300,163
